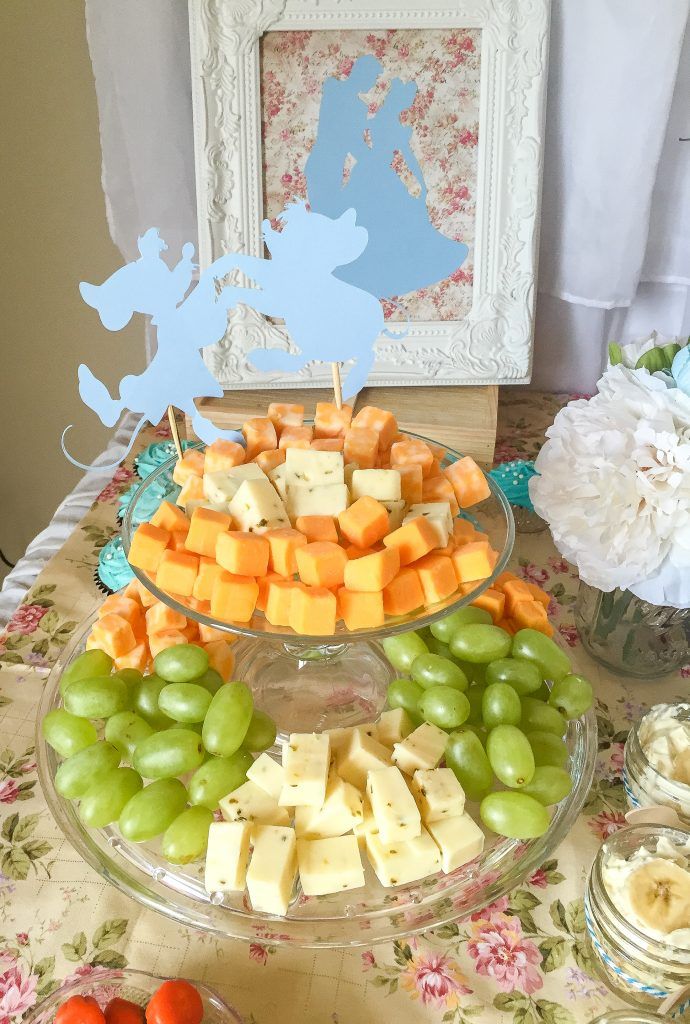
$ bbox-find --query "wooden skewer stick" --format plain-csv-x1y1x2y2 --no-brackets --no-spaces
331,362,343,410
167,405,184,462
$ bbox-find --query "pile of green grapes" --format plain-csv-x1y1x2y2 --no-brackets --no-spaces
42,644,276,864
382,609,593,840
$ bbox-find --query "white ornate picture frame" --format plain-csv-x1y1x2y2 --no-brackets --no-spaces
189,0,550,390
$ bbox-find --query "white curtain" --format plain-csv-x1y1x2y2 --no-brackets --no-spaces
85,0,690,392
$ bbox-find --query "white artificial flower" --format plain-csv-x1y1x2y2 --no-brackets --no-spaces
529,365,690,607
608,330,688,376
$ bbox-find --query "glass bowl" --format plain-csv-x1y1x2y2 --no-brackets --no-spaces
37,612,597,949
23,968,241,1023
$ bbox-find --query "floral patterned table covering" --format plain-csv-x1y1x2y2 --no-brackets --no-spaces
0,391,686,1024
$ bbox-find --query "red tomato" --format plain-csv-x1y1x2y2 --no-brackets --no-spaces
55,995,106,1024
104,997,146,1024
145,980,203,1024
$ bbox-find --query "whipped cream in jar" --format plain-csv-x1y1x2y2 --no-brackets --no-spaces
624,704,690,825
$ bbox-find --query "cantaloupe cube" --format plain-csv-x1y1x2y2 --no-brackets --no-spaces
525,582,551,609
92,613,137,659
256,571,283,612
451,541,495,585
314,402,353,439
133,577,158,608
169,530,191,552
267,402,304,432
99,594,142,628
471,587,505,622
453,519,478,546
265,528,308,576
422,475,459,516
172,449,206,486
204,640,236,681
383,516,437,566
344,544,378,560
310,438,344,452
496,618,517,636
494,570,519,590
192,556,226,602
445,456,491,508
383,567,425,616
502,578,533,615
145,603,187,635
278,425,313,450
189,596,212,616
253,449,286,474
151,500,190,533
295,515,338,544
289,585,337,635
211,571,259,623
204,439,246,473
427,458,443,479
295,541,348,589
265,579,300,627
121,579,143,605
343,547,400,593
414,554,458,606
114,642,148,672
180,621,199,641
128,522,170,574
343,427,378,469
351,406,398,450
512,599,552,635
148,630,188,659
338,496,389,548
216,531,270,577
398,463,424,505
390,439,434,478
156,550,199,597
427,441,447,461
176,475,205,509
337,588,384,630
185,506,232,557
242,417,277,461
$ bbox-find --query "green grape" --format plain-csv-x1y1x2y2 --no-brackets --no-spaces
466,685,487,725
79,767,143,827
485,657,542,696
449,625,512,664
242,710,277,752
193,668,225,696
55,742,120,799
382,632,429,673
460,662,487,686
386,678,424,721
532,681,552,702
430,607,492,644
131,675,175,729
59,649,113,697
425,636,456,660
521,766,573,806
188,750,253,809
486,724,535,787
417,686,470,730
480,791,551,839
119,778,188,842
512,628,571,682
445,729,493,802
548,674,593,719
158,683,212,724
459,722,488,743
520,697,567,737
63,676,130,719
104,711,154,760
42,709,97,758
114,668,144,691
162,805,214,864
133,728,205,779
411,654,469,692
527,731,570,768
154,644,209,683
202,682,253,757
482,683,522,729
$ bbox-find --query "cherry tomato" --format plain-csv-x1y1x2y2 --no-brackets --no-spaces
105,997,145,1024
55,995,105,1024
145,980,203,1024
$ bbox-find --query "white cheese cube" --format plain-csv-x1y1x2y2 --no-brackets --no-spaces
204,464,265,504
184,499,228,517
268,462,287,501
286,482,350,520
204,821,251,894
410,768,465,823
247,753,285,801
365,827,441,887
336,730,392,790
353,795,379,847
228,478,290,533
294,770,364,838
403,502,454,547
280,733,330,807
392,723,447,776
377,708,414,748
366,766,421,844
297,835,365,896
328,724,378,758
351,469,402,502
383,499,406,531
219,780,290,826
427,813,485,872
246,824,297,915
285,449,344,486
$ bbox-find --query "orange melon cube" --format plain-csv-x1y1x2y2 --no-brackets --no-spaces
289,585,337,636
427,442,447,461
216,531,270,577
351,406,398,450
180,621,199,641
199,622,235,644
192,556,226,602
242,417,277,461
453,519,478,546
156,550,199,597
185,506,232,557
427,458,443,479
471,587,506,622
314,402,353,439
121,579,143,605
497,618,518,636
253,448,286,474
265,579,300,627
422,475,460,515
145,603,187,635
169,530,190,552
172,449,205,486
343,547,400,593
295,515,338,544
278,425,313,450
338,496,389,548
445,456,491,508
502,578,534,615
203,640,236,681
343,427,378,469
344,544,377,560
114,643,148,673
398,464,424,505
210,571,259,623
133,577,158,608
99,594,142,628
390,439,434,478
382,567,425,616
383,516,437,566
267,402,304,432
525,582,551,609
337,588,384,631
310,438,344,452
494,570,519,590
257,571,283,612
265,528,308,576
414,554,458,606
151,501,190,533
204,439,245,474
451,541,495,585
512,600,552,635
128,522,170,574
176,475,205,509
296,541,348,589
148,630,188,660
92,613,137,659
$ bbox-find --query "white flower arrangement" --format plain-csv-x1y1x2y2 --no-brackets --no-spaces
529,332,690,608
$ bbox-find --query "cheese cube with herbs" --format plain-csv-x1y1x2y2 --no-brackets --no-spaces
383,499,406,532
297,835,365,896
204,821,251,894
246,753,285,801
286,482,350,520
279,733,330,807
350,469,402,502
376,708,415,748
365,827,441,887
392,723,448,776
246,824,297,916
219,780,290,826
285,449,345,487
426,813,485,872
410,768,466,823
336,729,392,790
327,723,379,758
366,766,421,844
268,461,288,501
294,770,364,839
228,478,290,534
204,463,266,504
353,795,379,847
403,502,454,548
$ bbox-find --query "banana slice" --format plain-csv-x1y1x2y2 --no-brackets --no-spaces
672,749,690,786
628,858,690,935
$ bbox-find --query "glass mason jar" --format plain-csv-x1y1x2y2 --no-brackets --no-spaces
591,1013,669,1023
624,704,690,825
575,581,690,678
585,825,690,1018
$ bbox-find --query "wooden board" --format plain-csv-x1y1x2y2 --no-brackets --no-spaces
185,386,498,466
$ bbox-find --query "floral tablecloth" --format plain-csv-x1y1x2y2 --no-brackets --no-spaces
1,392,687,1024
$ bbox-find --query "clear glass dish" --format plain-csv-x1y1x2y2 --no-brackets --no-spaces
23,968,241,1023
37,612,597,949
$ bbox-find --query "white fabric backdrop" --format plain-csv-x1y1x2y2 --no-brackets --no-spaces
84,0,690,392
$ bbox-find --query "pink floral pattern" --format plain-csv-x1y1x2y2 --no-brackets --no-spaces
588,810,627,841
5,605,47,637
468,913,543,995
96,466,134,503
400,951,472,1007
0,954,38,1023
0,780,19,805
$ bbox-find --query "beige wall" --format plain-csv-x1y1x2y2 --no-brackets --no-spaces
0,1,143,569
